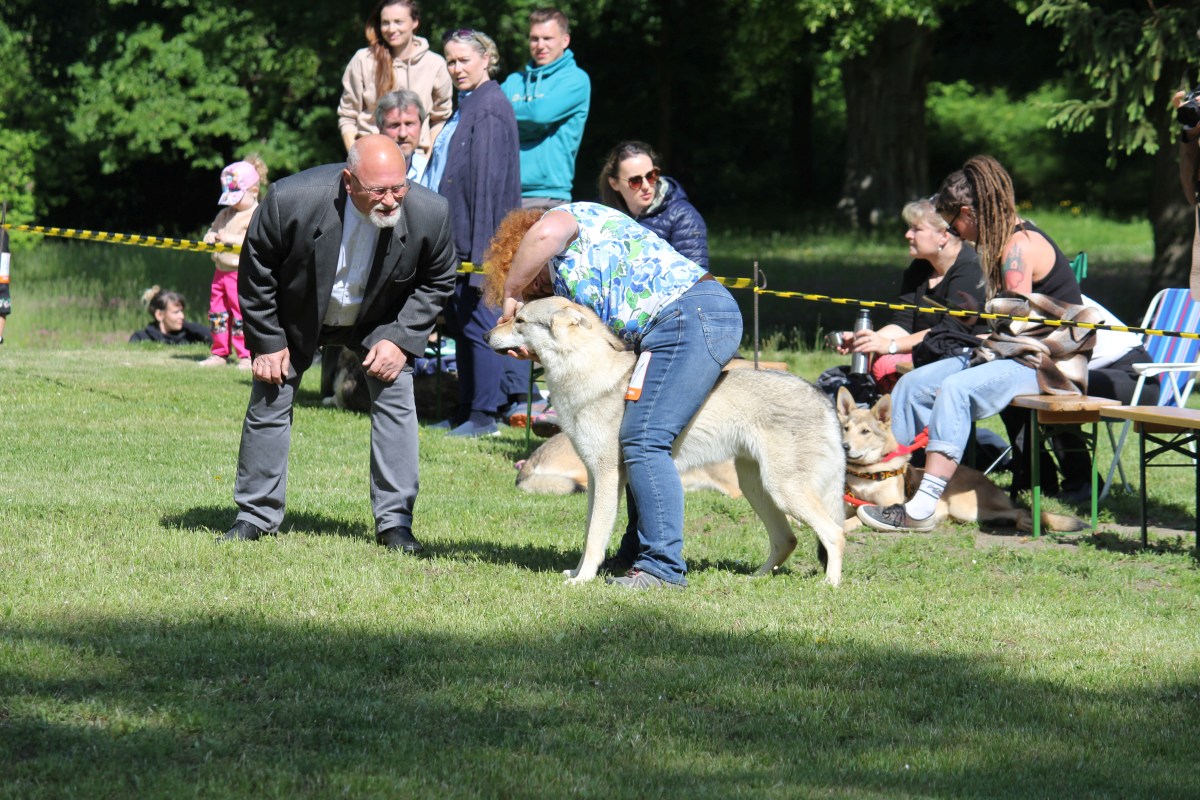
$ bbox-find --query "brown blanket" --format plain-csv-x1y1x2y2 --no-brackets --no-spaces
970,292,1099,396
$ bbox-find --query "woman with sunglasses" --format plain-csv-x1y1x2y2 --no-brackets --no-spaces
338,0,452,156
597,141,709,267
484,204,742,589
420,29,521,437
857,155,1094,533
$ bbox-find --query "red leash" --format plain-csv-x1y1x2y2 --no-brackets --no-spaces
882,427,928,462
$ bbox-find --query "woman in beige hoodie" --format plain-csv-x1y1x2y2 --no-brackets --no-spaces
337,0,452,155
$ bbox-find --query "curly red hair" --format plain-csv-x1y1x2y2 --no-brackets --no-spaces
483,208,545,307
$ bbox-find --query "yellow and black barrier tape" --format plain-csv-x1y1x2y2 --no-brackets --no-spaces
3,222,242,253
5,221,1194,340
755,288,1200,341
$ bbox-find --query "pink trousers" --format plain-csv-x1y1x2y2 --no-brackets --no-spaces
208,268,248,359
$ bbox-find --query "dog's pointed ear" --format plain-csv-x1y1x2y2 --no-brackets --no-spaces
552,306,592,332
872,393,892,425
836,386,855,419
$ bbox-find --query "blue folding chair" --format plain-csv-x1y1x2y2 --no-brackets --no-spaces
1102,288,1200,497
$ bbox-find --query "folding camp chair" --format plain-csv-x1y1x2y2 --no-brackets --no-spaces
1101,288,1200,498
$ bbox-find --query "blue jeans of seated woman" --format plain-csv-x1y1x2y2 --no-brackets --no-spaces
615,281,743,586
891,353,1040,463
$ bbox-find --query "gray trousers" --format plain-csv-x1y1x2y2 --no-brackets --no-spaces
233,364,419,535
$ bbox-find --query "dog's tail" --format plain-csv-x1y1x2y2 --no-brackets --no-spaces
1011,509,1089,533
1038,510,1089,533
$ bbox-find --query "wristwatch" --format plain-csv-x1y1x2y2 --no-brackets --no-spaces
888,339,898,355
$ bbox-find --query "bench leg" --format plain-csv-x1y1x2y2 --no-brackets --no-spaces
1088,421,1099,531
1030,409,1042,538
1139,428,1148,548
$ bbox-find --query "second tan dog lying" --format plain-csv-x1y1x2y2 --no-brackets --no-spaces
514,358,779,497
836,387,1087,533
517,432,742,498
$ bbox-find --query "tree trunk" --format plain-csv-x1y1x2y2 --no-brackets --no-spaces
792,60,814,205
838,19,932,229
1147,63,1195,299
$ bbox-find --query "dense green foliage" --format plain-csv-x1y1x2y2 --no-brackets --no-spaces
0,0,1183,238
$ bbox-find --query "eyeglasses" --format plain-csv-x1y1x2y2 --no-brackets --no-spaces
442,28,476,43
348,172,409,200
623,168,660,190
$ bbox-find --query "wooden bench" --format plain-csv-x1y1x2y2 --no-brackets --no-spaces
1008,394,1122,536
1098,405,1200,548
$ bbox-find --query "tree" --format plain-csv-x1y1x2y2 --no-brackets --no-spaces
1028,0,1200,292
732,0,971,229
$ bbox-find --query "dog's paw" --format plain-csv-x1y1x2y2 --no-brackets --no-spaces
563,568,598,585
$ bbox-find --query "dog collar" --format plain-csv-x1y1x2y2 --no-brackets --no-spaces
846,465,908,481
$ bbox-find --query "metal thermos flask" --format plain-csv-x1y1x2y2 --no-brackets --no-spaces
850,309,872,375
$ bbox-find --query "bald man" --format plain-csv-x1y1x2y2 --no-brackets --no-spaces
225,135,458,552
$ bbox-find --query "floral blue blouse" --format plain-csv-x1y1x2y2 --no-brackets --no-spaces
548,202,707,342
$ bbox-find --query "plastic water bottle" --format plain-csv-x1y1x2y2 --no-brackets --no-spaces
850,309,872,375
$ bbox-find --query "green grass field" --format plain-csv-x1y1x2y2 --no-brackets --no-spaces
2,223,1198,798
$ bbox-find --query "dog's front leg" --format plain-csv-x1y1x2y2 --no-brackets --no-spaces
564,464,623,584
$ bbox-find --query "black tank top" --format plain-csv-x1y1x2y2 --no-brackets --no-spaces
1017,220,1081,305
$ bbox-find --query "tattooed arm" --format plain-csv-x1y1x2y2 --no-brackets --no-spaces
1001,229,1054,294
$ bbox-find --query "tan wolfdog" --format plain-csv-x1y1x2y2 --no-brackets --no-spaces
836,387,1087,533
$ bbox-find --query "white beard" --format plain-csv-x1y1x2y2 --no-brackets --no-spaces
369,203,400,229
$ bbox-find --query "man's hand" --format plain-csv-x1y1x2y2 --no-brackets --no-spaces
363,339,407,383
253,348,291,385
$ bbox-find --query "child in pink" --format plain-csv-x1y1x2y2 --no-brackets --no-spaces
199,157,267,367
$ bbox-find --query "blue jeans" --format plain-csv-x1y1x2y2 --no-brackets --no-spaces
891,354,1040,462
617,281,743,585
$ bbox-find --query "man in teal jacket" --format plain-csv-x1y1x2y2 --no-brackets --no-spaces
500,8,591,208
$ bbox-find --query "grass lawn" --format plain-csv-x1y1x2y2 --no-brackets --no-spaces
2,344,1198,799
2,222,1197,798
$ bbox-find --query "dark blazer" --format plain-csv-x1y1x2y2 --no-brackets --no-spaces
438,80,521,265
239,163,458,372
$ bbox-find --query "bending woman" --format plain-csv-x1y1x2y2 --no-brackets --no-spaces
487,203,742,589
858,155,1094,533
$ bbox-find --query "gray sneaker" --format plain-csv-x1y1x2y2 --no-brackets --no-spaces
856,503,936,532
605,569,685,590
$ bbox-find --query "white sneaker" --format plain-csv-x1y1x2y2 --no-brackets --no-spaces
198,355,228,367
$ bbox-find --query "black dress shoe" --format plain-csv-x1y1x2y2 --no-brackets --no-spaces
376,526,423,553
219,520,266,542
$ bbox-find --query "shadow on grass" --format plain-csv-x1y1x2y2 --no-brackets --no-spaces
430,536,572,574
1090,531,1198,558
2,610,1196,797
161,506,370,542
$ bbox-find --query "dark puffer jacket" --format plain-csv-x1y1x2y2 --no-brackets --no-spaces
634,177,709,267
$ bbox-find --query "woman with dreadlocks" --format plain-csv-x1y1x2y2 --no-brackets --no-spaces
857,154,1098,532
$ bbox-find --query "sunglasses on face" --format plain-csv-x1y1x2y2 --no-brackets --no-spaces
944,205,973,229
622,168,660,190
